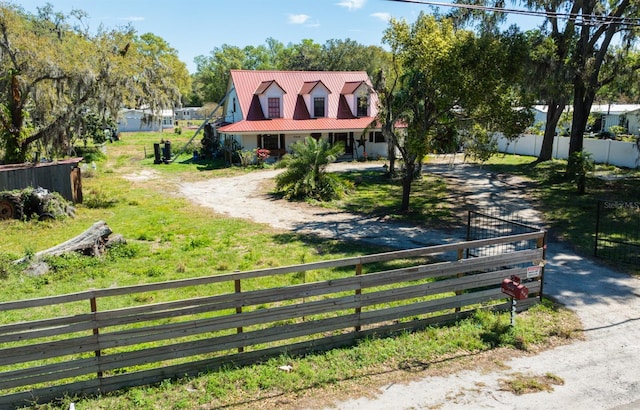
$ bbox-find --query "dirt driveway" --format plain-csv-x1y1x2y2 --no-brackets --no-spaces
178,156,640,410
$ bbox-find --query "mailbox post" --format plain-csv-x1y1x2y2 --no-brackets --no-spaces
501,275,529,326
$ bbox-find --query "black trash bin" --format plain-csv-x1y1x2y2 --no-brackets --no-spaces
162,141,171,163
153,143,162,164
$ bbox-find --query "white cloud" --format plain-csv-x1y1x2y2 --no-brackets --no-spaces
337,0,366,11
120,16,145,22
371,12,391,22
288,14,310,24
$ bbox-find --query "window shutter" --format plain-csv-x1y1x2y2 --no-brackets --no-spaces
369,132,373,143
257,135,262,148
279,134,285,149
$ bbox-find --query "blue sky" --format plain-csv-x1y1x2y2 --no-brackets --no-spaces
16,0,540,73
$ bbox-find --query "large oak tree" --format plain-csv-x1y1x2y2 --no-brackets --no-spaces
0,4,186,164
452,0,640,162
377,13,532,212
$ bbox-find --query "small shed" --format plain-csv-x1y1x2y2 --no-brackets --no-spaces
0,158,84,203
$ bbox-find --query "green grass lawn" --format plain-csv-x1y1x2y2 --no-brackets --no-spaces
0,135,584,409
329,169,453,226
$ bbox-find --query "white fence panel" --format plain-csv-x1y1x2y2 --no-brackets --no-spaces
496,134,640,169
584,138,611,164
608,140,640,168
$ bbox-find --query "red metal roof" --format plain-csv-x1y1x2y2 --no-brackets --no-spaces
218,117,376,134
221,70,380,134
299,80,330,95
254,80,285,95
341,81,365,94
0,157,83,172
337,95,356,119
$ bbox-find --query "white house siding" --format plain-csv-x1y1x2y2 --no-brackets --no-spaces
224,88,242,123
532,105,640,136
118,113,161,132
496,134,640,169
174,107,204,121
118,109,173,133
229,132,389,161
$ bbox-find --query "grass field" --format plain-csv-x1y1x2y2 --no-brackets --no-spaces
0,133,587,409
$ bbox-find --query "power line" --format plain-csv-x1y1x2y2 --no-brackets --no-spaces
385,0,640,28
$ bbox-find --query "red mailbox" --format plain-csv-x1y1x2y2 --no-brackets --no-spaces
501,275,529,300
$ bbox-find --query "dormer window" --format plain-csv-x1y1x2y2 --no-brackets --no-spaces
314,97,325,117
254,80,285,119
357,95,368,117
300,80,330,118
268,97,281,118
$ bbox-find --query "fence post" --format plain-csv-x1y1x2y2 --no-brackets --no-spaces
466,211,472,258
235,279,244,353
90,294,103,378
594,200,601,258
537,231,547,298
355,263,362,332
455,248,464,313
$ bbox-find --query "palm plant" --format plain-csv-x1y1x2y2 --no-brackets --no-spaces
275,137,351,201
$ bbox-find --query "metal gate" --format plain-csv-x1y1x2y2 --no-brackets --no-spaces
595,200,640,265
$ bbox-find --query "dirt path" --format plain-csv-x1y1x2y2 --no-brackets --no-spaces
179,161,459,250
177,156,640,410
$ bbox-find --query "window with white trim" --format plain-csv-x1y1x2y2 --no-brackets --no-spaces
268,97,281,118
313,97,325,117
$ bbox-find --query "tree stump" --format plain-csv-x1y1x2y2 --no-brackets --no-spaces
14,221,123,274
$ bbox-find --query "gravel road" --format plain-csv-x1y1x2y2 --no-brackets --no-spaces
178,157,640,410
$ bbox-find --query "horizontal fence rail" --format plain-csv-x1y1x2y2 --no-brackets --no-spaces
0,232,546,408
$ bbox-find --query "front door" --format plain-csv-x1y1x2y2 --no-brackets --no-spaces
334,132,353,156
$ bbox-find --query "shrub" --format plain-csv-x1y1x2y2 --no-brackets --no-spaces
566,151,594,195
275,137,352,201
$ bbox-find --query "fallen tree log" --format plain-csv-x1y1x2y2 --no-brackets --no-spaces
14,221,124,273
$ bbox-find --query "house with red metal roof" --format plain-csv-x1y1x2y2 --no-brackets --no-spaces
216,70,388,160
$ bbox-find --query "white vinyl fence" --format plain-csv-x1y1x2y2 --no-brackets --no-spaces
496,134,640,169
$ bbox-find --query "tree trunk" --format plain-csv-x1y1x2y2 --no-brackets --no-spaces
14,221,118,265
5,73,26,163
569,83,594,156
400,161,415,212
387,138,396,175
537,99,566,162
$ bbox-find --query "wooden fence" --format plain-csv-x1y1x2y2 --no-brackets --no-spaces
0,231,546,408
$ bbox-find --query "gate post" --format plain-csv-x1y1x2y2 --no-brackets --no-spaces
537,231,547,298
355,263,362,332
594,200,601,257
235,279,244,353
90,294,103,378
455,248,464,313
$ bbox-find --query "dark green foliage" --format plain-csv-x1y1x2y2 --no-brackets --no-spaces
275,137,352,201
72,145,107,163
106,242,141,260
76,112,117,145
192,38,391,104
0,252,18,279
83,189,119,209
0,187,74,220
199,123,221,160
566,151,595,195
